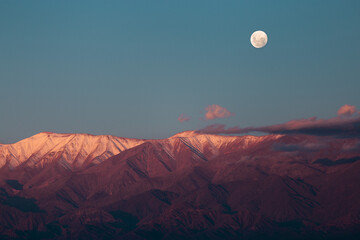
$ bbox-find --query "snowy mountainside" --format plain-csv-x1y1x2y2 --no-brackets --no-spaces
0,132,145,169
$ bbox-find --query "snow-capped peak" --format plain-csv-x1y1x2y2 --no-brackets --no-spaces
168,131,282,159
0,132,145,170
170,131,200,138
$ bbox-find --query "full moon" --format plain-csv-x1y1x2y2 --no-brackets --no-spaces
250,30,268,48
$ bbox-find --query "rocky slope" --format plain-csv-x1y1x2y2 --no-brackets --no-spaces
0,132,360,239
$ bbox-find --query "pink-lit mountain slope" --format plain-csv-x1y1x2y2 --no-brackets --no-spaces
0,132,145,170
1,131,360,239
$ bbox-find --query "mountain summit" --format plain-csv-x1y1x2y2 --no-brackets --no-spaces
0,132,145,170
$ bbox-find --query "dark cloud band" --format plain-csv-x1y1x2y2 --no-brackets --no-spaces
197,115,360,138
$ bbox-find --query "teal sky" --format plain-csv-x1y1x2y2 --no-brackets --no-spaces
1,0,360,143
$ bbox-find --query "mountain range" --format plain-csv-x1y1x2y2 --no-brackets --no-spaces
1,131,360,239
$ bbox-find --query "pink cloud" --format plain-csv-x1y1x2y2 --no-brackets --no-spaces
178,114,190,123
337,104,357,116
204,104,234,120
198,106,360,138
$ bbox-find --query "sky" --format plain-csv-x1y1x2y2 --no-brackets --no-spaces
0,0,360,143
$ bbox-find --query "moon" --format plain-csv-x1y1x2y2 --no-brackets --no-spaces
250,30,268,48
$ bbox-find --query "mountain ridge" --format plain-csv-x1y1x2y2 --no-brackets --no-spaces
0,131,282,170
0,131,359,239
0,132,145,170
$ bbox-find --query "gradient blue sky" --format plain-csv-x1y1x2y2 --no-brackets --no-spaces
1,0,360,143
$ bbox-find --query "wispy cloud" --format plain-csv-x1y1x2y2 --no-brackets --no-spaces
178,114,190,123
204,104,234,120
198,105,360,138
